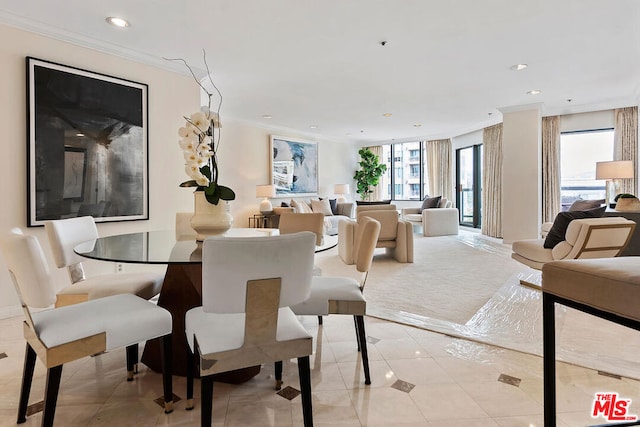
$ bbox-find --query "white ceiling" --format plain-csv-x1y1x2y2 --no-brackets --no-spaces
1,0,639,144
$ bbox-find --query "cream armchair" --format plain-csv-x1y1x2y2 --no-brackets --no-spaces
401,198,459,237
512,217,635,270
339,208,413,263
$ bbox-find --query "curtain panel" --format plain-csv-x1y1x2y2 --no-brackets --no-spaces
481,124,503,238
614,106,638,195
426,139,453,202
542,116,561,223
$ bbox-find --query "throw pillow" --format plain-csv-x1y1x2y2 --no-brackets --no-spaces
290,199,312,214
311,199,334,216
568,198,605,211
420,196,441,212
543,206,606,249
281,201,290,207
328,198,338,215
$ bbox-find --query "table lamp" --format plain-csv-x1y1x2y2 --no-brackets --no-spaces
256,184,276,213
334,184,350,203
596,160,634,208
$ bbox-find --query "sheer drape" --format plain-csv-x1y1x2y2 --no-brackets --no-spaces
425,139,453,201
614,106,638,195
367,145,384,201
542,116,561,222
481,124,503,238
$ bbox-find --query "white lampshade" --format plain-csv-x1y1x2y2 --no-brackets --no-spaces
596,160,634,180
596,160,634,206
334,184,350,195
256,184,276,213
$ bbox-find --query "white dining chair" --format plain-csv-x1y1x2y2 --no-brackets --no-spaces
0,228,174,427
44,216,164,307
291,216,381,385
184,232,316,426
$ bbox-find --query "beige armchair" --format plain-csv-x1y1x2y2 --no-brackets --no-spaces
401,198,459,236
512,217,635,270
339,208,413,263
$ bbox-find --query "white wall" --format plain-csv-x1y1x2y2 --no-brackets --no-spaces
0,23,356,317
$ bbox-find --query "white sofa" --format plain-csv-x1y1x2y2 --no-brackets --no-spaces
273,199,354,236
401,198,459,236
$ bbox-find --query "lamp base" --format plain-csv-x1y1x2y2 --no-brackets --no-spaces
259,199,273,214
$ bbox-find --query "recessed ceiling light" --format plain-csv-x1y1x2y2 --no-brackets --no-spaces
309,125,318,129
526,89,541,95
510,63,528,71
76,133,85,137
382,113,392,117
262,115,272,119
413,124,422,127
106,17,130,28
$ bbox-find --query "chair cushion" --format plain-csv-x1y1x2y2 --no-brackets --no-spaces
420,196,441,212
291,276,365,316
543,207,606,249
56,272,164,301
403,213,422,223
512,239,554,265
32,294,172,351
542,258,640,322
185,306,311,353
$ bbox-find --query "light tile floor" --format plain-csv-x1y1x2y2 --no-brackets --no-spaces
0,313,638,426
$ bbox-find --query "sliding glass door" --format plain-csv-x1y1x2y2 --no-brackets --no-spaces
456,145,482,228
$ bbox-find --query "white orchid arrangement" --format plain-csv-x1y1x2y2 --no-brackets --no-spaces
174,52,235,205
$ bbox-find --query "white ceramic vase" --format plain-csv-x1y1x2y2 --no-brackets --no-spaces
190,191,233,240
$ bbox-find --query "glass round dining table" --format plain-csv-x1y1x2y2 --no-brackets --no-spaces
74,229,337,381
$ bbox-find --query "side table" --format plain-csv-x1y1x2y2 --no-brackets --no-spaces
249,213,277,228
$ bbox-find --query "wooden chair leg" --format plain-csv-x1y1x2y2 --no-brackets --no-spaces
297,356,313,427
543,293,557,427
42,365,63,427
186,346,195,410
17,343,36,424
355,315,371,385
126,343,138,381
161,335,173,413
274,361,283,390
201,374,214,426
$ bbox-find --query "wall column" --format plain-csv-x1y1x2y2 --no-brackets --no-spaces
499,104,542,243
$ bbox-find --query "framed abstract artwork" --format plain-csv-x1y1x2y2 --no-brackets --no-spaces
269,135,318,197
27,57,149,226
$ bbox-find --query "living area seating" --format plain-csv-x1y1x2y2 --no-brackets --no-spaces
44,216,164,307
401,198,459,237
0,228,174,426
511,217,635,270
541,257,640,426
278,212,325,245
339,205,413,263
272,198,354,235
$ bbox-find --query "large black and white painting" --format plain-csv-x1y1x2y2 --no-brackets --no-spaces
27,57,149,226
270,136,318,197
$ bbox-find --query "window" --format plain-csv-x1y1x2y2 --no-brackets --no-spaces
409,149,420,161
560,129,614,210
410,164,419,177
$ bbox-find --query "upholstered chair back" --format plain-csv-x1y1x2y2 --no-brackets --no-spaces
357,209,398,241
278,212,325,245
356,204,397,215
0,228,56,309
45,216,98,269
353,217,380,275
202,232,316,313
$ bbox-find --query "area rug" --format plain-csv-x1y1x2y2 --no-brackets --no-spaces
314,229,640,380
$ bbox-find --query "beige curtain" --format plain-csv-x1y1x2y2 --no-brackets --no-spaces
425,139,453,201
614,106,638,195
481,124,503,238
542,116,561,223
367,145,384,201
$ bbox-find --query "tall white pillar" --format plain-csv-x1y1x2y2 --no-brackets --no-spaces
499,104,542,243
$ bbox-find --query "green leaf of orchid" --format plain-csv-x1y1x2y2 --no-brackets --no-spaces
217,186,236,201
